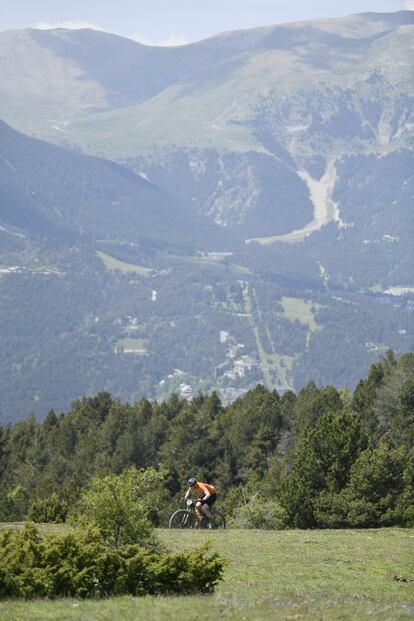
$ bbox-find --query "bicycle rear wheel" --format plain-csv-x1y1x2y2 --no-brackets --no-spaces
209,510,226,529
169,509,197,529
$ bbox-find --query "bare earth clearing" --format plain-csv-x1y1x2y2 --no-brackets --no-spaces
247,159,347,245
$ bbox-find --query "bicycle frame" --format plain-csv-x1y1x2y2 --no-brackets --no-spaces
169,497,226,529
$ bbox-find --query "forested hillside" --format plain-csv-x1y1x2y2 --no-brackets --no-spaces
1,352,413,529
0,121,224,249
0,12,413,422
1,233,412,423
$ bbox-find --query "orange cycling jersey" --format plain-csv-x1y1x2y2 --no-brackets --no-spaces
194,482,216,496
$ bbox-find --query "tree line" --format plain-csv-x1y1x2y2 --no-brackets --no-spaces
0,350,413,529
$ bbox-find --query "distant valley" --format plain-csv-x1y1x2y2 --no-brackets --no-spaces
0,11,413,422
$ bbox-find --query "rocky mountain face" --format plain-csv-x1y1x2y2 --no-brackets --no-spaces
0,12,413,422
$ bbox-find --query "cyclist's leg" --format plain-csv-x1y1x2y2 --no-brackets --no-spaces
195,500,204,524
203,506,213,520
196,500,210,520
201,494,217,520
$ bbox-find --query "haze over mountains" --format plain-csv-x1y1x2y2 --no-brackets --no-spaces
1,11,413,237
0,11,413,422
0,121,225,249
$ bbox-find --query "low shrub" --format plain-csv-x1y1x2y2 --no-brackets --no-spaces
71,467,159,548
27,493,69,523
0,524,225,599
230,498,288,530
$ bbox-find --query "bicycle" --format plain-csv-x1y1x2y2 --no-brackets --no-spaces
168,498,226,529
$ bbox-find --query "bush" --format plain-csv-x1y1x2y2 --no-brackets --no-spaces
230,497,288,530
27,493,68,523
3,485,29,521
0,524,225,599
71,466,159,548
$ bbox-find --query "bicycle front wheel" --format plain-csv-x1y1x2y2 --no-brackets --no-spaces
169,509,197,529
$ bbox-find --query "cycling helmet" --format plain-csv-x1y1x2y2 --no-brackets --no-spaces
187,477,197,487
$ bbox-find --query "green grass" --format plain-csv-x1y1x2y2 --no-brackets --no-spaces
96,251,152,275
156,251,251,276
63,36,400,160
0,527,413,620
241,282,275,389
240,285,301,390
262,352,297,390
278,296,323,350
97,248,250,278
279,297,322,333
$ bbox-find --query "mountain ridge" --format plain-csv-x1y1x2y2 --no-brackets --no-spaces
1,11,413,139
0,120,227,249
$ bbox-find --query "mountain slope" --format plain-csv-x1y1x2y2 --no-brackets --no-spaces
1,12,412,146
0,13,412,240
0,13,413,423
0,121,226,249
49,13,414,241
44,11,414,152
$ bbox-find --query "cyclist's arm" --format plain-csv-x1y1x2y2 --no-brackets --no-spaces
199,484,211,501
183,487,192,501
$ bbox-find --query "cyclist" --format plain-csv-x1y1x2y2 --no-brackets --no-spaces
183,477,217,525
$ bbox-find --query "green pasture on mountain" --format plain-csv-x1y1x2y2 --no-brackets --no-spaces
0,526,413,621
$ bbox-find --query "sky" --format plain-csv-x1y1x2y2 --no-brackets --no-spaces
1,0,413,46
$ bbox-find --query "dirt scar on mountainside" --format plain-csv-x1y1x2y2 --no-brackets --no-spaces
247,159,351,245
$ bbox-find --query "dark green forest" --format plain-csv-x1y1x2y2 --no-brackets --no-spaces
1,350,413,529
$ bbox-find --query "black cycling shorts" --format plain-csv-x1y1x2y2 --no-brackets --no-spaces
199,493,217,507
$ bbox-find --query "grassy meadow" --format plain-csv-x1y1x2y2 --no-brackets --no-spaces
96,251,153,276
0,526,413,620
